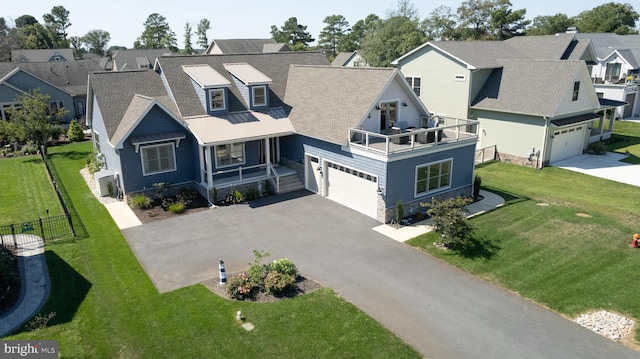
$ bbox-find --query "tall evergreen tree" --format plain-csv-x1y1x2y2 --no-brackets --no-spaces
43,6,71,48
183,22,194,54
134,13,178,52
196,19,211,49
270,17,314,51
318,15,350,57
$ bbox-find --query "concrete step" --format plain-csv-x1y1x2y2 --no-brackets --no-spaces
275,174,305,193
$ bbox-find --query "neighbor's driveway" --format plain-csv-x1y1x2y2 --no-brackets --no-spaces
554,152,640,187
122,191,638,359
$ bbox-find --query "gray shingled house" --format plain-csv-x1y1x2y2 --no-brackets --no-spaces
0,59,104,123
87,52,479,222
393,33,626,167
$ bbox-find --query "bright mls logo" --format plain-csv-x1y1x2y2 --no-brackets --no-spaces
2,340,58,358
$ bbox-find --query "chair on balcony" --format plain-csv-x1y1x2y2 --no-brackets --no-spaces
391,127,408,144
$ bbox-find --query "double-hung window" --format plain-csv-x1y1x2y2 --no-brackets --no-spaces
141,143,176,175
252,86,267,107
215,143,245,168
415,159,452,196
572,81,580,102
405,77,421,97
209,89,226,111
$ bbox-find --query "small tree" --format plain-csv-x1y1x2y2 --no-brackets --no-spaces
423,196,474,249
67,119,85,141
7,89,67,154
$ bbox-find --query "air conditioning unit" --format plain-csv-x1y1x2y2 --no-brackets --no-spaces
94,169,115,197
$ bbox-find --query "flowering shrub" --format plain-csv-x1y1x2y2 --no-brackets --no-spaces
226,273,253,300
269,258,297,277
264,271,296,295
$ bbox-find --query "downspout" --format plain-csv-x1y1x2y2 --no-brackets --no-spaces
539,117,550,169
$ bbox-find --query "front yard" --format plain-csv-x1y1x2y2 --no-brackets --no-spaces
1,141,420,358
409,160,640,346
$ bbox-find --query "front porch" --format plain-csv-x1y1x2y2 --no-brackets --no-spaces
203,164,300,193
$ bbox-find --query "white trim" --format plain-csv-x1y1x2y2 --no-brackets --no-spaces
414,158,453,198
140,143,177,176
209,88,226,111
252,85,267,107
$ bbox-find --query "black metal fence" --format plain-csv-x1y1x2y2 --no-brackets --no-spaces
0,215,73,252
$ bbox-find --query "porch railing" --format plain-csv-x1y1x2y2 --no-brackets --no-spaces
204,162,281,192
349,117,479,156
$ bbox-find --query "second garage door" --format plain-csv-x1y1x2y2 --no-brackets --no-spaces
550,126,585,163
326,162,378,219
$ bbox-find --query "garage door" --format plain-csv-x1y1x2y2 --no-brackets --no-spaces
550,126,585,163
326,162,378,219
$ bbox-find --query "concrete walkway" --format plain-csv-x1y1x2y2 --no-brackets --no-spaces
0,234,51,338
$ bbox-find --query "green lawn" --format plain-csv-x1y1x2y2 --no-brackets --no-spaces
0,155,63,223
610,120,640,164
408,162,640,341
3,141,420,358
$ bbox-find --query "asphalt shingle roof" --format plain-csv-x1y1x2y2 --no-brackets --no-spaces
471,60,587,117
0,60,104,96
285,65,396,145
574,33,640,60
11,49,75,62
155,51,329,117
211,39,285,54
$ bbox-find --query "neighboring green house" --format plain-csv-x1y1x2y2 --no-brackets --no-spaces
393,34,625,167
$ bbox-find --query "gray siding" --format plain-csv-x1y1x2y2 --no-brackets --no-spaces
90,96,123,177
6,71,75,122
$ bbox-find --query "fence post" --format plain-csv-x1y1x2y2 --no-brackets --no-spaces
39,218,45,241
67,213,75,237
10,224,16,248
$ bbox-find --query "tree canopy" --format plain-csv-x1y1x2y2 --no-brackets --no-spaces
82,30,111,56
42,5,71,48
196,19,211,49
270,17,314,50
134,13,178,52
318,15,350,58
574,2,639,34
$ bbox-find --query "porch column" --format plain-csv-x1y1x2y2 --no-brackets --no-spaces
198,145,205,183
608,109,615,132
264,138,271,177
205,145,213,188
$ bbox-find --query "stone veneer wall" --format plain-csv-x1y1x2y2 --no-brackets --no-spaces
497,152,548,168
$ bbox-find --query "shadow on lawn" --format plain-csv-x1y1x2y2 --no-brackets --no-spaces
481,186,528,207
455,234,501,260
13,250,92,334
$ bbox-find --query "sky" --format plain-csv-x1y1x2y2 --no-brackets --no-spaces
1,0,627,49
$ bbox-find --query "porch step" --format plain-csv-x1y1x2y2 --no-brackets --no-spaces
275,174,305,194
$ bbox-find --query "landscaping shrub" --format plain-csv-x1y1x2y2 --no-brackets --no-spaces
129,194,152,209
244,187,261,201
86,152,103,174
396,200,404,223
264,270,296,295
226,273,252,300
67,119,85,142
211,187,218,205
473,175,482,200
225,189,244,204
269,258,298,277
423,196,474,249
168,201,186,214
587,141,608,155
21,142,39,155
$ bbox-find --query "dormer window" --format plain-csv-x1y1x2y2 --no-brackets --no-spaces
252,86,267,107
209,89,226,111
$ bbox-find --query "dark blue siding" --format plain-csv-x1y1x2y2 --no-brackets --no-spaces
119,105,198,193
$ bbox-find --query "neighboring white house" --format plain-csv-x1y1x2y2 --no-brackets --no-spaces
393,34,625,167
331,51,369,67
572,31,640,119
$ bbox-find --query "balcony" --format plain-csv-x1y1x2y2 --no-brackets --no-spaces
349,116,479,157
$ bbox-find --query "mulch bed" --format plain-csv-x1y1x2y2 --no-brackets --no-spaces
129,195,211,224
202,275,324,302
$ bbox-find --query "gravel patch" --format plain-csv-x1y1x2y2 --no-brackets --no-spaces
575,310,635,341
80,167,120,205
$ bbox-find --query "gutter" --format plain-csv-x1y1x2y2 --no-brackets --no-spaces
539,117,550,169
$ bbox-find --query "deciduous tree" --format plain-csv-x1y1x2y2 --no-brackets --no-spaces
526,14,575,36
6,90,67,154
360,15,425,67
82,29,111,56
574,2,639,34
423,196,474,250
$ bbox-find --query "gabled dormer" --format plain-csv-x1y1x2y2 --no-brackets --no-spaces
223,63,272,110
182,64,232,114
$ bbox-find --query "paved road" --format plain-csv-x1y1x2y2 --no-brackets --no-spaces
122,191,639,358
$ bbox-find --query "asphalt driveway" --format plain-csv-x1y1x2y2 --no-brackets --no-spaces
122,190,638,359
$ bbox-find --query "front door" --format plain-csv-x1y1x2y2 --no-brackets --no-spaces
305,155,321,194
379,102,397,132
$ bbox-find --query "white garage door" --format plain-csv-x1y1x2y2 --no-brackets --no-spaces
326,162,378,219
550,126,585,163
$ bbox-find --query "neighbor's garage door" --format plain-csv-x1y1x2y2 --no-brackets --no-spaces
550,126,585,163
326,162,378,219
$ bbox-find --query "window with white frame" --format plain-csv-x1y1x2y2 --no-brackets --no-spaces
215,143,245,168
415,159,452,196
252,86,267,107
405,77,421,97
1,103,20,121
141,143,176,175
572,81,580,101
605,63,621,81
209,89,226,111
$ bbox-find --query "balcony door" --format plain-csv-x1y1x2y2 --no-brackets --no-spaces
379,101,397,133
